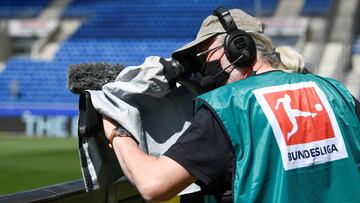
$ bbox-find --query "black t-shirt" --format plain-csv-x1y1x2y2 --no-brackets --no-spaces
164,105,235,199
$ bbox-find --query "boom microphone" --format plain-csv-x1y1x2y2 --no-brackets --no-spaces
200,75,217,91
67,62,124,94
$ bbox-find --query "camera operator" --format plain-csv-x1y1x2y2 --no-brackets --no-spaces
101,7,360,203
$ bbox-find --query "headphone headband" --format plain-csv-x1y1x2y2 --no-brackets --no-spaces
212,6,257,68
213,7,238,33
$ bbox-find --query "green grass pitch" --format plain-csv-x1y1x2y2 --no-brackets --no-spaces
0,135,82,195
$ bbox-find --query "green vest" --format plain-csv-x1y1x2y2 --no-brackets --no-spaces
196,71,360,203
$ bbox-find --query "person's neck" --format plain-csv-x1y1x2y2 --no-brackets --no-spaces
252,61,274,75
228,61,275,83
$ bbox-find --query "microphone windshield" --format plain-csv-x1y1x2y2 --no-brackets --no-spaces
67,63,124,94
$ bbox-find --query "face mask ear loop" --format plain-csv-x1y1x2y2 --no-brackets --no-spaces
217,52,225,62
205,47,225,63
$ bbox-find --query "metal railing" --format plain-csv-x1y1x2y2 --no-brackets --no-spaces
0,177,143,203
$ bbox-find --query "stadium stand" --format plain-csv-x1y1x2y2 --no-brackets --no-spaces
354,20,360,54
0,0,357,111
318,0,359,82
0,0,50,18
2,0,360,201
301,0,334,16
299,0,336,73
275,0,304,17
346,11,360,100
0,59,75,103
0,0,279,108
2,0,358,114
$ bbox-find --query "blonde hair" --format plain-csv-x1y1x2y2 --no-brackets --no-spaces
275,46,305,73
248,32,306,73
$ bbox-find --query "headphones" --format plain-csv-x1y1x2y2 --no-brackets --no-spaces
213,7,257,68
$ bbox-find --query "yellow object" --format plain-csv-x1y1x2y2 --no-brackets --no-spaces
161,195,180,203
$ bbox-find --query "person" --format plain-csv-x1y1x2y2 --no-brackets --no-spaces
101,7,360,203
9,79,20,99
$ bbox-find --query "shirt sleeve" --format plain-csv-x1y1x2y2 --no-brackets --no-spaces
163,105,234,192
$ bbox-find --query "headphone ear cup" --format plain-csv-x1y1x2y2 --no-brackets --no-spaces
223,30,257,68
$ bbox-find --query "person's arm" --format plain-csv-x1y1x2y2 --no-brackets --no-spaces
102,117,196,202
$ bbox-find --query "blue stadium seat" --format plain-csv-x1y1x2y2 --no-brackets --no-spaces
0,0,279,106
301,0,334,16
65,0,278,38
0,0,49,18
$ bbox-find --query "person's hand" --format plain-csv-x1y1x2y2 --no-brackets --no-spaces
102,116,117,140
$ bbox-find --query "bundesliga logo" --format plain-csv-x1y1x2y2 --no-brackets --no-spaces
253,82,348,170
